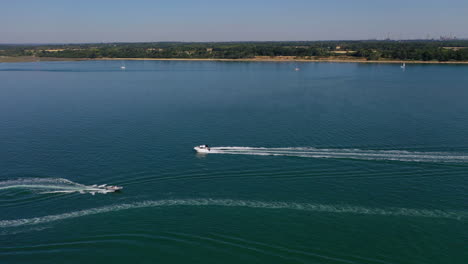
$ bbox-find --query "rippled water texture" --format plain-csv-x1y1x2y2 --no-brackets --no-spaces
1,61,467,263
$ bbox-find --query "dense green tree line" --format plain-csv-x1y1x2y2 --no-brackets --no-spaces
1,41,468,61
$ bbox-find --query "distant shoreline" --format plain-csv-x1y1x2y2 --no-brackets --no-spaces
98,57,468,64
2,56,468,64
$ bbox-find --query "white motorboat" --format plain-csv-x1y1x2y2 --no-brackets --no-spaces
105,185,123,191
194,145,211,153
91,184,123,192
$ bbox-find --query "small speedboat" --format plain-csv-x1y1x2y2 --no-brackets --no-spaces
194,145,211,153
91,184,123,192
105,185,123,191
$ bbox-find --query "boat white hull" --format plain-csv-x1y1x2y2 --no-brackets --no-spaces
194,146,210,153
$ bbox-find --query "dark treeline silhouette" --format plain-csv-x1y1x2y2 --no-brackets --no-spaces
1,40,468,61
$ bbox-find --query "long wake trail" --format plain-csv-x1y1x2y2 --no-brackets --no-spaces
208,147,468,163
0,178,115,195
0,199,465,228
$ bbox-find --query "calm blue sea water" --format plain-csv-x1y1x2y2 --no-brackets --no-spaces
0,60,467,263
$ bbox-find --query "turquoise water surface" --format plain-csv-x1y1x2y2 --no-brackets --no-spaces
0,61,467,263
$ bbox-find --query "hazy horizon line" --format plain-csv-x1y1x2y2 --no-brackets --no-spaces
2,38,467,46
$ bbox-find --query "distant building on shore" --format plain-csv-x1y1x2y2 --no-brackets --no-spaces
439,35,457,41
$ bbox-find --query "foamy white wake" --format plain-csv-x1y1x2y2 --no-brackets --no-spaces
0,199,464,228
0,178,115,195
207,147,468,163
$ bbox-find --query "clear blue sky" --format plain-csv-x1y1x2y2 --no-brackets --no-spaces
1,0,467,43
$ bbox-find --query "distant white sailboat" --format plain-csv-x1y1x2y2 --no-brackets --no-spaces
120,62,126,70
400,63,406,69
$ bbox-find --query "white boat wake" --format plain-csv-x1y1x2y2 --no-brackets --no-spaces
0,199,465,229
0,178,120,195
206,147,468,163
